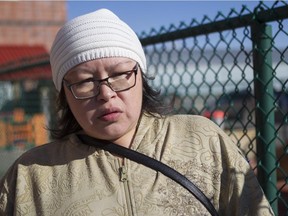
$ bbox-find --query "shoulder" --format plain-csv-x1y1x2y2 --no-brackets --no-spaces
15,135,71,165
3,133,91,168
162,114,242,155
0,133,96,193
164,114,224,133
166,114,213,123
142,113,228,140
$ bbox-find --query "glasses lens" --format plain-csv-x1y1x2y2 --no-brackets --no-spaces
109,72,135,91
72,81,96,98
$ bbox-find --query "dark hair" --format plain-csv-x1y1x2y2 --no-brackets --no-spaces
49,73,171,140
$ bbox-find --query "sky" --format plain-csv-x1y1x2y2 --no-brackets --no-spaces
66,0,287,90
66,1,277,35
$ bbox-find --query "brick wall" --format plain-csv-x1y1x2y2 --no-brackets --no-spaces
0,1,66,51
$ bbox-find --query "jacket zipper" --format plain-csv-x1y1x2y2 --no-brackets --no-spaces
119,160,134,215
119,166,128,182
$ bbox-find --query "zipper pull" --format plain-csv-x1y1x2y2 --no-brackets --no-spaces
119,166,128,182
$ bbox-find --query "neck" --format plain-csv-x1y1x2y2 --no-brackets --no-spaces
110,127,136,148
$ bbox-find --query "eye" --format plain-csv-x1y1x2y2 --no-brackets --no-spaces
74,77,95,85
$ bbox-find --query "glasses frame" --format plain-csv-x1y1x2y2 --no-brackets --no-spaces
63,63,139,100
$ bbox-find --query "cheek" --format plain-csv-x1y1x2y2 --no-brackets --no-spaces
124,80,143,115
69,100,97,129
125,95,142,114
64,89,94,122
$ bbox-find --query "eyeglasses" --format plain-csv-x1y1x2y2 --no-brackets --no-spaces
63,63,138,100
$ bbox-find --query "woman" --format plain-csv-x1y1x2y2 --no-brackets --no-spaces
0,8,274,216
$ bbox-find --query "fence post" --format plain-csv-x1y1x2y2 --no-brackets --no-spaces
251,23,278,214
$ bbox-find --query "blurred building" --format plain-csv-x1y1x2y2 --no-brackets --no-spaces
0,1,67,149
0,1,66,50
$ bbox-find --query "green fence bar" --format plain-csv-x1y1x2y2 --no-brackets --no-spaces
252,23,278,214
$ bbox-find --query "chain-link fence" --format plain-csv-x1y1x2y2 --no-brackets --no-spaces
139,1,288,215
0,1,287,215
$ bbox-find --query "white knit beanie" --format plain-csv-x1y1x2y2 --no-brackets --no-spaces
50,8,147,91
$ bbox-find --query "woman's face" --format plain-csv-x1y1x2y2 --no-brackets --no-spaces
63,57,143,146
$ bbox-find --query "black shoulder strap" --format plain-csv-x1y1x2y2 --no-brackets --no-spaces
78,134,219,216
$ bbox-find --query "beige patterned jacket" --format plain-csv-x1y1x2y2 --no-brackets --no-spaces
0,114,274,216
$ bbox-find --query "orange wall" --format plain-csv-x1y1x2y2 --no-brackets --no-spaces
0,1,66,51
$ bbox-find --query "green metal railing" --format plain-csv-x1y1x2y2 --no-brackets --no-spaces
252,23,278,210
0,1,287,215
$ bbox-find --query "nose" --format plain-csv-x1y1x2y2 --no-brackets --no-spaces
96,82,116,101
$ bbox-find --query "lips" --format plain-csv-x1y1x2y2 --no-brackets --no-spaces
98,107,122,121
